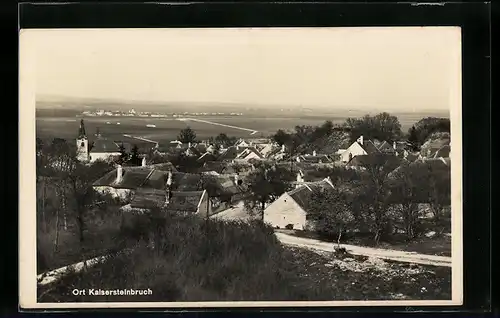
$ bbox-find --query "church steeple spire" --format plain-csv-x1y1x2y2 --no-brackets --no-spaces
78,119,87,139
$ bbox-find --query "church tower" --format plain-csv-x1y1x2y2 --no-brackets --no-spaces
76,119,89,161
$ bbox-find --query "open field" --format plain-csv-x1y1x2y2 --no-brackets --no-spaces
36,111,443,144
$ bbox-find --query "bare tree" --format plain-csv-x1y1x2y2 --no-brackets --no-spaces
358,155,400,244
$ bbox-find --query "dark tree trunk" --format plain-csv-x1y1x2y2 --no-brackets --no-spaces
261,200,266,222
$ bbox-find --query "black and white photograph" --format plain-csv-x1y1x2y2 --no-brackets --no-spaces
20,27,462,308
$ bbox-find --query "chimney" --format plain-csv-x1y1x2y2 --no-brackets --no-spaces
165,171,173,204
234,173,239,185
356,135,364,145
141,157,147,167
188,142,192,148
313,150,317,156
116,165,123,183
281,144,285,153
236,145,240,151
393,141,397,150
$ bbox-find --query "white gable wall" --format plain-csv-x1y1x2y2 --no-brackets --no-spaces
340,142,367,163
264,193,307,230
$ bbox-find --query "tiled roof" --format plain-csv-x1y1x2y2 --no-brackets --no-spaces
433,145,451,158
130,188,166,209
167,191,205,213
172,172,203,191
92,167,201,191
149,162,178,172
288,179,334,214
90,139,120,153
299,155,333,164
203,174,245,196
129,188,205,213
92,167,161,189
197,152,218,163
203,161,227,174
359,140,381,155
347,154,402,170
218,146,246,161
235,147,264,160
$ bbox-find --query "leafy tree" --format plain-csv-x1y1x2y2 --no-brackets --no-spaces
178,126,197,144
308,188,356,248
169,152,202,173
214,133,236,148
272,129,291,147
407,126,420,151
424,161,451,222
357,155,399,244
118,143,128,164
130,144,141,166
244,165,295,221
389,163,426,239
412,117,450,145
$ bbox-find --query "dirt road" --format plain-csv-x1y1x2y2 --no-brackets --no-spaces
275,232,452,267
180,118,258,135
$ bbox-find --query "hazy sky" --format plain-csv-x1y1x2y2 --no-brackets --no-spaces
25,27,460,111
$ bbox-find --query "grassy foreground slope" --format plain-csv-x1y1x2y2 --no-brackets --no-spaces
38,216,451,302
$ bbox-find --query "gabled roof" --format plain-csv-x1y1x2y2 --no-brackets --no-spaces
287,178,334,214
203,174,245,196
299,154,333,164
203,161,227,174
359,140,380,155
90,139,121,153
92,167,162,189
218,146,241,161
172,172,202,191
377,141,394,153
235,147,264,160
129,188,166,209
92,167,200,191
346,154,402,170
197,152,218,163
149,162,178,172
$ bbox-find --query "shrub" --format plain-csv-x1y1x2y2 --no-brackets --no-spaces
39,216,306,302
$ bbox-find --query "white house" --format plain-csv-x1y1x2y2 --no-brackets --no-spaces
234,147,264,161
263,178,334,230
340,135,381,163
234,138,250,148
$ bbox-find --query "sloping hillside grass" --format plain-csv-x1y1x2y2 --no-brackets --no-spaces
38,216,451,302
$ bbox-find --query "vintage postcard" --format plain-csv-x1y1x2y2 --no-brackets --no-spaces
19,27,462,308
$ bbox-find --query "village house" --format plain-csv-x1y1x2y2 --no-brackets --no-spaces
263,177,334,230
92,165,201,200
295,151,334,164
76,119,121,163
202,173,247,213
120,188,211,218
266,144,287,160
234,146,265,162
346,153,403,171
340,135,381,163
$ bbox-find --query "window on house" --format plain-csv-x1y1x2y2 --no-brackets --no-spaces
81,142,85,147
